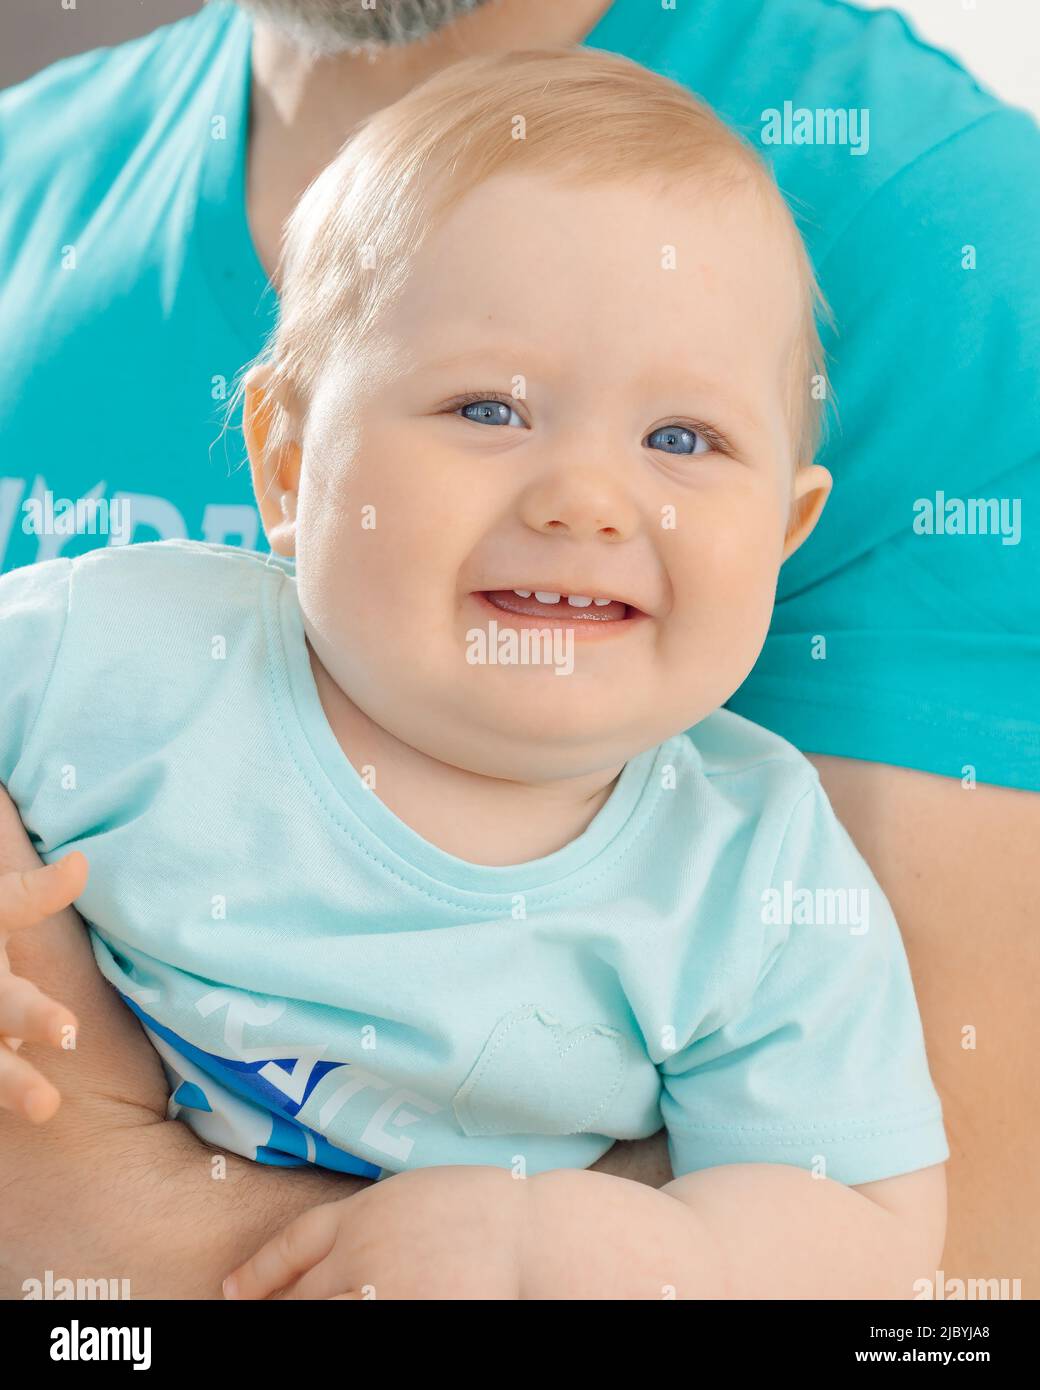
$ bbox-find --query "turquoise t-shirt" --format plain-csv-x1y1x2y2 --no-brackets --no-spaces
0,540,949,1185
1,0,1038,789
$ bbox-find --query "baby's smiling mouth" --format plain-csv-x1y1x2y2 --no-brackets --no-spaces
477,589,640,624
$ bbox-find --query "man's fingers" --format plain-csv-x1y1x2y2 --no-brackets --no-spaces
0,1037,62,1122
0,971,78,1047
224,1204,339,1300
0,852,89,934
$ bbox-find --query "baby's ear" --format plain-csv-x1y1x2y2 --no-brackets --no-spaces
243,365,302,557
783,462,832,562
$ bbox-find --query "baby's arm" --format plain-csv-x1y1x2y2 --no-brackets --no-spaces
520,1161,946,1299
226,1160,943,1301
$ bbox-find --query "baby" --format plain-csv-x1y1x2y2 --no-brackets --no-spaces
0,48,947,1299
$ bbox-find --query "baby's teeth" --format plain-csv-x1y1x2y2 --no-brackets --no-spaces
534,591,561,604
593,597,612,606
513,589,532,598
566,595,593,607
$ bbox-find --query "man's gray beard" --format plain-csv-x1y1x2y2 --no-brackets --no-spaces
231,0,501,55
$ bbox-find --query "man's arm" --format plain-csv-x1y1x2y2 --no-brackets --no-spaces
0,784,370,1300
520,1162,946,1299
808,756,1040,1294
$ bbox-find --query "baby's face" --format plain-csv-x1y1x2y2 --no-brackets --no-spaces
275,172,827,781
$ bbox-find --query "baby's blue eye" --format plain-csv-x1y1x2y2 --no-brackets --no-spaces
458,399,525,427
645,425,711,456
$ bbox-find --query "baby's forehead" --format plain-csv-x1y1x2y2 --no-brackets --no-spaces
387,171,806,366
425,165,791,254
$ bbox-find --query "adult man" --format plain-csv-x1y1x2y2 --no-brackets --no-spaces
1,0,1038,1296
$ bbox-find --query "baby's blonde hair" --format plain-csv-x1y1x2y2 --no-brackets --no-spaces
251,46,829,470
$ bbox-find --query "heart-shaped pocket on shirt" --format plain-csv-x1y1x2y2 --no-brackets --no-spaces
452,1004,626,1138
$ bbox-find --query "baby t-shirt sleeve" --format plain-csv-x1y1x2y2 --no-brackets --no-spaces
0,558,72,786
658,774,949,1188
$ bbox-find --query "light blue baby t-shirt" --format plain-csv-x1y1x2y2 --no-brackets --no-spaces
0,541,949,1186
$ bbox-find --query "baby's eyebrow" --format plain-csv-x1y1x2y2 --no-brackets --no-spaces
620,361,763,428
414,347,765,432
415,345,545,375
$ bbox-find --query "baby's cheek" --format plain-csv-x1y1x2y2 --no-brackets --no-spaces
663,524,783,683
344,453,475,583
717,546,780,656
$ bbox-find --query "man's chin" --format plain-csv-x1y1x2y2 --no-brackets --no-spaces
231,0,498,56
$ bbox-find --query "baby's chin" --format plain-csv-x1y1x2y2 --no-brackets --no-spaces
419,697,692,782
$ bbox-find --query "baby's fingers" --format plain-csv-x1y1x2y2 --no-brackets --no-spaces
0,852,89,935
0,971,78,1049
224,1203,340,1300
0,1038,61,1122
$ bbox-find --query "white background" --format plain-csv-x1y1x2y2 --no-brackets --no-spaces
857,0,1039,118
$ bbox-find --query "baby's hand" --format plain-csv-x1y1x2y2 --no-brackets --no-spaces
0,852,85,1122
223,1164,527,1301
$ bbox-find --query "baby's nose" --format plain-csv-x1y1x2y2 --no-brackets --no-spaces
519,469,638,543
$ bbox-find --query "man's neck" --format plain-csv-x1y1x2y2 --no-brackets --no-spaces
246,0,614,276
